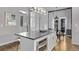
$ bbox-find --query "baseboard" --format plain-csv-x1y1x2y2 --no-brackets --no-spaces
72,42,79,45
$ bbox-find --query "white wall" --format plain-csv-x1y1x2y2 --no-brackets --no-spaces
0,7,29,44
72,7,79,45
30,12,40,32
40,14,48,30
49,12,54,29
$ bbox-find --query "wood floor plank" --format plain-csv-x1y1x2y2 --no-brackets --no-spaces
53,36,79,51
0,41,20,51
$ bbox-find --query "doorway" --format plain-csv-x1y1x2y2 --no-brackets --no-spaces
59,17,67,35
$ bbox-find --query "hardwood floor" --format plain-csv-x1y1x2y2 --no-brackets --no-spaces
0,35,79,51
0,40,20,51
53,36,79,51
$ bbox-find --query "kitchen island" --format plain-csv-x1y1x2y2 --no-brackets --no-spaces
15,30,57,51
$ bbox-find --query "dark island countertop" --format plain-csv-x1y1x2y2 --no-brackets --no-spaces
15,30,55,40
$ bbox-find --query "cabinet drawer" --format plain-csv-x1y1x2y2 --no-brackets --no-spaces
36,38,47,51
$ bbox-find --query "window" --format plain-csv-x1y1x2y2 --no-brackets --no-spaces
5,12,16,26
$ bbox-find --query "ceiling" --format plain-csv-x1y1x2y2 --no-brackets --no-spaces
44,7,68,11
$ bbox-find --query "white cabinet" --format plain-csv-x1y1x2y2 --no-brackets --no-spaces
20,35,48,51
34,35,48,51
48,32,57,51
20,37,34,51
17,32,56,51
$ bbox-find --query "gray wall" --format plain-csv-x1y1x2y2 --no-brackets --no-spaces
72,7,79,45
0,7,29,44
49,9,72,31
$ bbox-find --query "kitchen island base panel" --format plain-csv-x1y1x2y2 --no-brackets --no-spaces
16,31,57,51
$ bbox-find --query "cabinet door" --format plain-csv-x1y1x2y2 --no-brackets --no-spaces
48,33,57,51
47,33,53,51
50,33,55,50
34,35,48,51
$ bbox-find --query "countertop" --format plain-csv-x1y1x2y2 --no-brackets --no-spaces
15,30,54,40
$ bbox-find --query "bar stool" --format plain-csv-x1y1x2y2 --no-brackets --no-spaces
56,30,61,42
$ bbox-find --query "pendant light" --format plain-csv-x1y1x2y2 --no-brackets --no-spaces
54,16,59,19
54,7,59,20
30,7,47,15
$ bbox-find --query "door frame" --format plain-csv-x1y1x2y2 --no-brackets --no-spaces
59,17,67,34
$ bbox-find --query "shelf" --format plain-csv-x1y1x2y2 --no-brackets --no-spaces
38,41,47,49
39,44,47,51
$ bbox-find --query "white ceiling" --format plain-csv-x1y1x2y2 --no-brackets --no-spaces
44,7,68,11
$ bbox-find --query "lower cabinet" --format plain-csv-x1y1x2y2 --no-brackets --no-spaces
19,33,57,51
35,37,48,51
47,33,57,51
20,37,34,51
